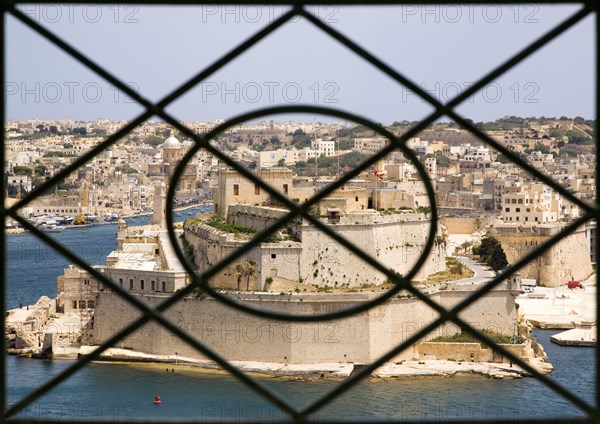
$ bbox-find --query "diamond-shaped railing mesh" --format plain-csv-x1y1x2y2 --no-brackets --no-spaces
1,1,599,423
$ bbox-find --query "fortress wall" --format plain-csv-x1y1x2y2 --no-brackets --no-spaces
91,287,516,364
433,286,518,336
184,223,260,289
372,220,445,281
338,212,426,225
494,226,593,287
185,212,443,288
414,342,526,363
299,223,378,287
228,205,290,232
376,190,417,210
298,219,445,287
258,244,303,286
441,217,502,234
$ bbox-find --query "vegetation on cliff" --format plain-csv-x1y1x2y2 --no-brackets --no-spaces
203,214,257,234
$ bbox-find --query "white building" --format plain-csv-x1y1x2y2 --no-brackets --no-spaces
311,138,336,157
257,148,295,168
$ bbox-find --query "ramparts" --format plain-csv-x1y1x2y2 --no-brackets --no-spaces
184,207,446,288
90,283,517,365
492,224,593,287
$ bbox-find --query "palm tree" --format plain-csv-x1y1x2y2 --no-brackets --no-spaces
245,259,257,291
233,264,244,291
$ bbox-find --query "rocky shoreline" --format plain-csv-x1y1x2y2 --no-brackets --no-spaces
74,346,550,380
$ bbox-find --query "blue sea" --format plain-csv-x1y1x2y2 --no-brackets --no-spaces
5,205,597,421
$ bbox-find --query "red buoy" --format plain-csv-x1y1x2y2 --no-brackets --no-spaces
153,394,162,405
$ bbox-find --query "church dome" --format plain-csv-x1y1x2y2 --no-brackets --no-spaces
163,135,181,149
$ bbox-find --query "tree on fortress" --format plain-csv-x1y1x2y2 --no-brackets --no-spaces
245,259,257,291
233,264,245,291
474,237,508,272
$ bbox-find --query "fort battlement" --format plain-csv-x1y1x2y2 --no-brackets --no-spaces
228,204,292,233
491,223,593,286
332,210,428,226
90,284,518,365
493,224,563,237
185,221,247,245
184,204,445,288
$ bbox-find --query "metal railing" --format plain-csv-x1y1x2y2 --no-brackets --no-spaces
1,1,598,423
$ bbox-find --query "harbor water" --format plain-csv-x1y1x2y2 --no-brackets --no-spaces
5,205,596,421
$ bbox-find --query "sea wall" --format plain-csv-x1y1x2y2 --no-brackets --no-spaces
90,284,517,364
414,342,527,363
6,296,56,352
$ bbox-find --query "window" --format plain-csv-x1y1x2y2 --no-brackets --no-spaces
233,184,239,196
283,184,288,194
271,253,276,259
255,184,260,195
151,281,155,291
162,281,166,292
129,279,134,290
516,208,520,212
505,207,510,212
140,280,145,290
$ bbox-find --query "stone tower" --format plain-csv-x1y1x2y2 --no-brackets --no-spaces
150,181,167,230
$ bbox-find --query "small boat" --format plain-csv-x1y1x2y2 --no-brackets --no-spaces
153,395,161,405
44,226,64,233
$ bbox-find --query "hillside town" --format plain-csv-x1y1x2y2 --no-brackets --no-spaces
5,115,596,279
3,115,596,376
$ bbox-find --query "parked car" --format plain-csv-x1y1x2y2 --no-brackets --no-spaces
567,280,584,290
520,286,535,294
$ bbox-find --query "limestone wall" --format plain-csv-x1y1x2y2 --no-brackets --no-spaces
9,296,56,350
441,216,501,235
298,217,445,287
258,243,303,285
185,211,445,289
184,222,261,289
493,224,593,287
90,284,517,364
414,342,526,363
228,204,291,233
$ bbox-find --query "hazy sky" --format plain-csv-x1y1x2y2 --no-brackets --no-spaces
6,4,595,124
